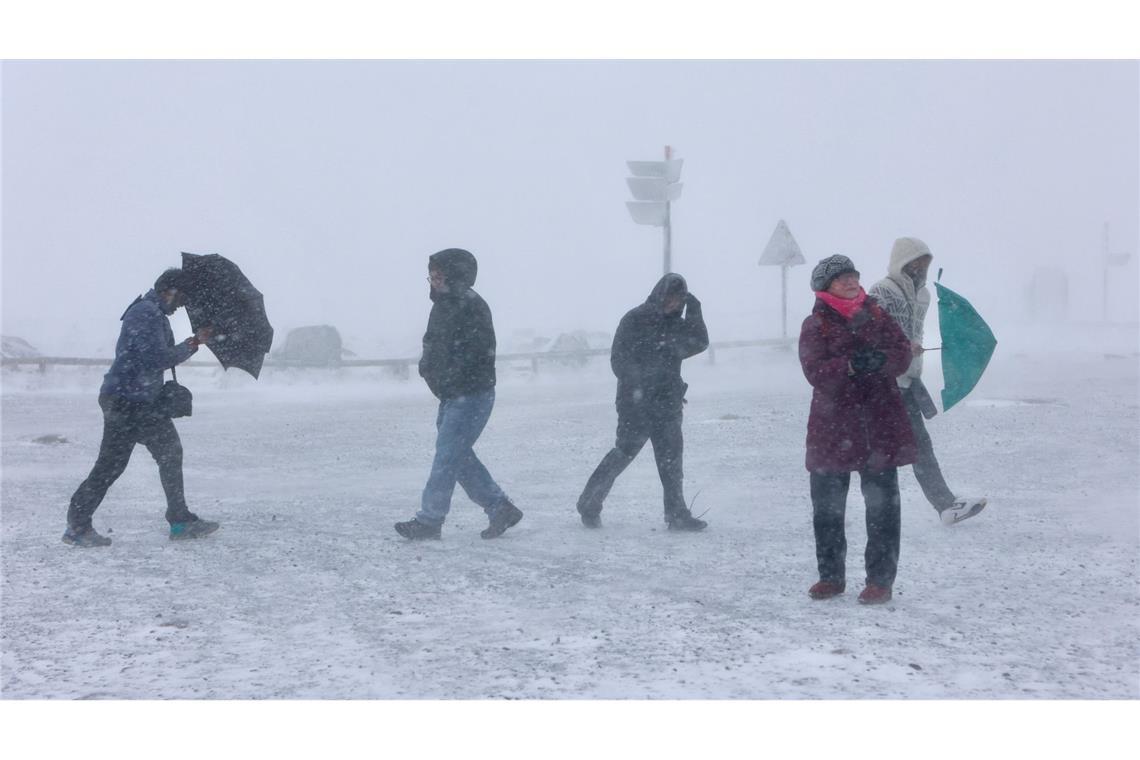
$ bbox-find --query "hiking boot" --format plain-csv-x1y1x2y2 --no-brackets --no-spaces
808,580,846,600
395,519,441,540
858,584,892,605
578,498,603,529
580,512,602,529
481,503,523,539
61,526,112,548
940,497,987,526
666,513,707,532
169,519,220,540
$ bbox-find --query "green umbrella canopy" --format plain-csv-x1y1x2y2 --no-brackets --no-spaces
934,272,997,412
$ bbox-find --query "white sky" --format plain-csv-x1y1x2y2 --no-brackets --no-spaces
2,58,1137,356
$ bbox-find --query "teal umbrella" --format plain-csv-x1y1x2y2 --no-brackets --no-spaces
932,269,997,411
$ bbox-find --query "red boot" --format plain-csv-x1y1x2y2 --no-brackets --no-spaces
857,584,892,605
809,580,846,600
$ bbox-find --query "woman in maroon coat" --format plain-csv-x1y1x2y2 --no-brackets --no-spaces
798,255,917,605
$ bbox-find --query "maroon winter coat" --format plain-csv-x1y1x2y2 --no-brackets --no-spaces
798,297,917,473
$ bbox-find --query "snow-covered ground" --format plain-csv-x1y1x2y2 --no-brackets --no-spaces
2,330,1137,699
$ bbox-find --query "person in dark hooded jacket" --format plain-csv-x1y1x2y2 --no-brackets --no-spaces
395,248,523,540
576,273,710,531
63,268,218,547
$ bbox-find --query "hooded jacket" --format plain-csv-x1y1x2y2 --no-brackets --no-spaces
867,236,932,388
418,248,496,400
610,273,709,417
100,290,196,403
798,295,916,473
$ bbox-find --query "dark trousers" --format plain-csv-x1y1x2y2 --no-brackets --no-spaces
901,384,956,512
577,406,689,521
68,395,193,529
810,468,901,588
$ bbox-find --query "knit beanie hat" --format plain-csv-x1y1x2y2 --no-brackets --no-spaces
810,255,859,292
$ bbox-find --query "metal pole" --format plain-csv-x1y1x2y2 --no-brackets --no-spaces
1102,221,1109,323
780,263,788,339
664,145,673,275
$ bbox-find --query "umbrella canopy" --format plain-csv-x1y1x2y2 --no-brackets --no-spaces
180,252,274,378
934,272,997,411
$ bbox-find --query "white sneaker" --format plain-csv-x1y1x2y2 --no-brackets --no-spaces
940,497,987,526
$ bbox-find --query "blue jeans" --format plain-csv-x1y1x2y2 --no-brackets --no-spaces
417,389,510,526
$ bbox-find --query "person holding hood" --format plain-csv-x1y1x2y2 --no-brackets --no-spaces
868,237,988,526
395,248,523,540
799,255,916,604
576,273,710,531
64,268,217,547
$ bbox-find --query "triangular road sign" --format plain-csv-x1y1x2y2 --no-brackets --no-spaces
758,219,805,266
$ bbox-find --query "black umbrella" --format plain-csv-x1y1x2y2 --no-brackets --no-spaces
180,252,274,378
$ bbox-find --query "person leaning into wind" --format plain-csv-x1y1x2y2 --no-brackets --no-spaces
798,256,917,604
867,236,988,526
394,248,524,540
576,273,710,531
63,268,218,547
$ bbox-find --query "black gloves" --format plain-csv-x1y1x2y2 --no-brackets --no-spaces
685,293,701,312
850,348,887,375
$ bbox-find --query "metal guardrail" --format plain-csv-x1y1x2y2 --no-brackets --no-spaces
0,339,794,374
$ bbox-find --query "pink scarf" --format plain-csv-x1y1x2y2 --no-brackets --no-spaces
816,288,868,320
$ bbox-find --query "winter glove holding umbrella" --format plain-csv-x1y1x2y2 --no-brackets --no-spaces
179,252,274,378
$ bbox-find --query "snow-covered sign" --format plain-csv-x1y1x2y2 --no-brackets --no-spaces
758,219,805,266
626,149,683,273
626,158,683,183
625,201,669,227
626,176,684,202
